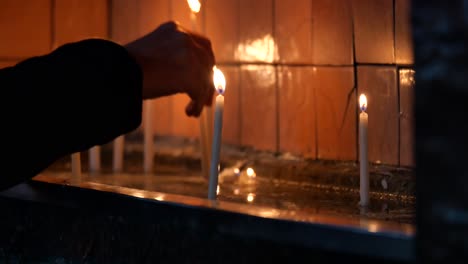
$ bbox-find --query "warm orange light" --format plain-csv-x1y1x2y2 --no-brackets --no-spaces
213,66,226,95
216,185,220,195
187,0,201,13
246,167,256,178
154,195,165,201
359,94,367,112
247,193,255,203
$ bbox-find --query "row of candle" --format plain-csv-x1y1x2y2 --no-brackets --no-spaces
70,0,370,206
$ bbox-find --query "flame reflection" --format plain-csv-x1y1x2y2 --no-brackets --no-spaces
235,34,278,63
399,69,415,86
247,193,255,203
187,0,201,13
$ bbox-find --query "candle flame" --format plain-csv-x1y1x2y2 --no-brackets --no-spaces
213,66,226,95
247,193,255,203
187,0,201,13
246,167,256,178
359,94,367,112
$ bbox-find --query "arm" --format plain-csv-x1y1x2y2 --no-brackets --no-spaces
0,21,215,190
1,39,142,189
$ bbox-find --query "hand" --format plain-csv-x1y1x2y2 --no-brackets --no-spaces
124,21,216,117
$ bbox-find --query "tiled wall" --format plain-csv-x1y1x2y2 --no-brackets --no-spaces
0,0,414,167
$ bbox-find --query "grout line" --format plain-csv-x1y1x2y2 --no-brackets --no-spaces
397,66,401,167
272,0,280,154
350,0,359,162
168,0,173,20
50,0,56,50
393,0,397,63
237,66,242,146
238,65,243,146
394,0,401,166
215,61,412,68
237,0,242,146
107,0,113,39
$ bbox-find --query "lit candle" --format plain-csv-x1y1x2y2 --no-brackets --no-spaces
208,67,226,200
143,101,154,173
113,135,124,172
186,0,212,181
88,146,100,173
71,152,81,184
359,94,369,207
187,0,201,27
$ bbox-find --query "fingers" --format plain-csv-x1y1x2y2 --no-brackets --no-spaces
190,33,216,66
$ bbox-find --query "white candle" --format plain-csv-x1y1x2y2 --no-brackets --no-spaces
143,100,154,173
208,67,226,200
113,135,124,172
359,94,369,207
71,152,81,184
88,146,100,173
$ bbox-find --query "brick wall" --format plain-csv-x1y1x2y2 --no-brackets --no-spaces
0,0,414,167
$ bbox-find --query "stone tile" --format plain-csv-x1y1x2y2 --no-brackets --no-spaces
111,0,140,44
0,0,51,57
352,0,394,63
54,0,108,46
205,0,239,63
315,67,356,160
278,67,316,158
275,0,313,64
171,94,199,138
395,0,414,65
240,65,277,151
152,97,173,136
138,0,171,35
171,0,205,32
218,65,241,145
311,0,353,65
112,0,170,44
357,66,399,165
0,60,18,69
170,0,205,139
138,0,171,136
237,0,275,63
399,68,415,167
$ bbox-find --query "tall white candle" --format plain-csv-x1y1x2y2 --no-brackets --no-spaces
71,152,81,184
359,94,369,207
208,67,226,200
143,100,154,173
113,135,124,172
88,146,100,173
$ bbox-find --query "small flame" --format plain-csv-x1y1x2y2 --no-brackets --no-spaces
154,195,165,201
247,193,255,203
187,0,201,13
359,94,367,112
246,167,256,178
213,66,226,95
216,185,220,195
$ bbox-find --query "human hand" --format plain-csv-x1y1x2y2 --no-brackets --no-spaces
124,21,216,117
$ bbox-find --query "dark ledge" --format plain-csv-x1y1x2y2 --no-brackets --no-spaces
0,178,414,263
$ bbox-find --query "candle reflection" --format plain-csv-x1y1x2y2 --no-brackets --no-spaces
246,167,256,178
247,193,255,203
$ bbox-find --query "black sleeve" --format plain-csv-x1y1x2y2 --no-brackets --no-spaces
0,39,143,190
